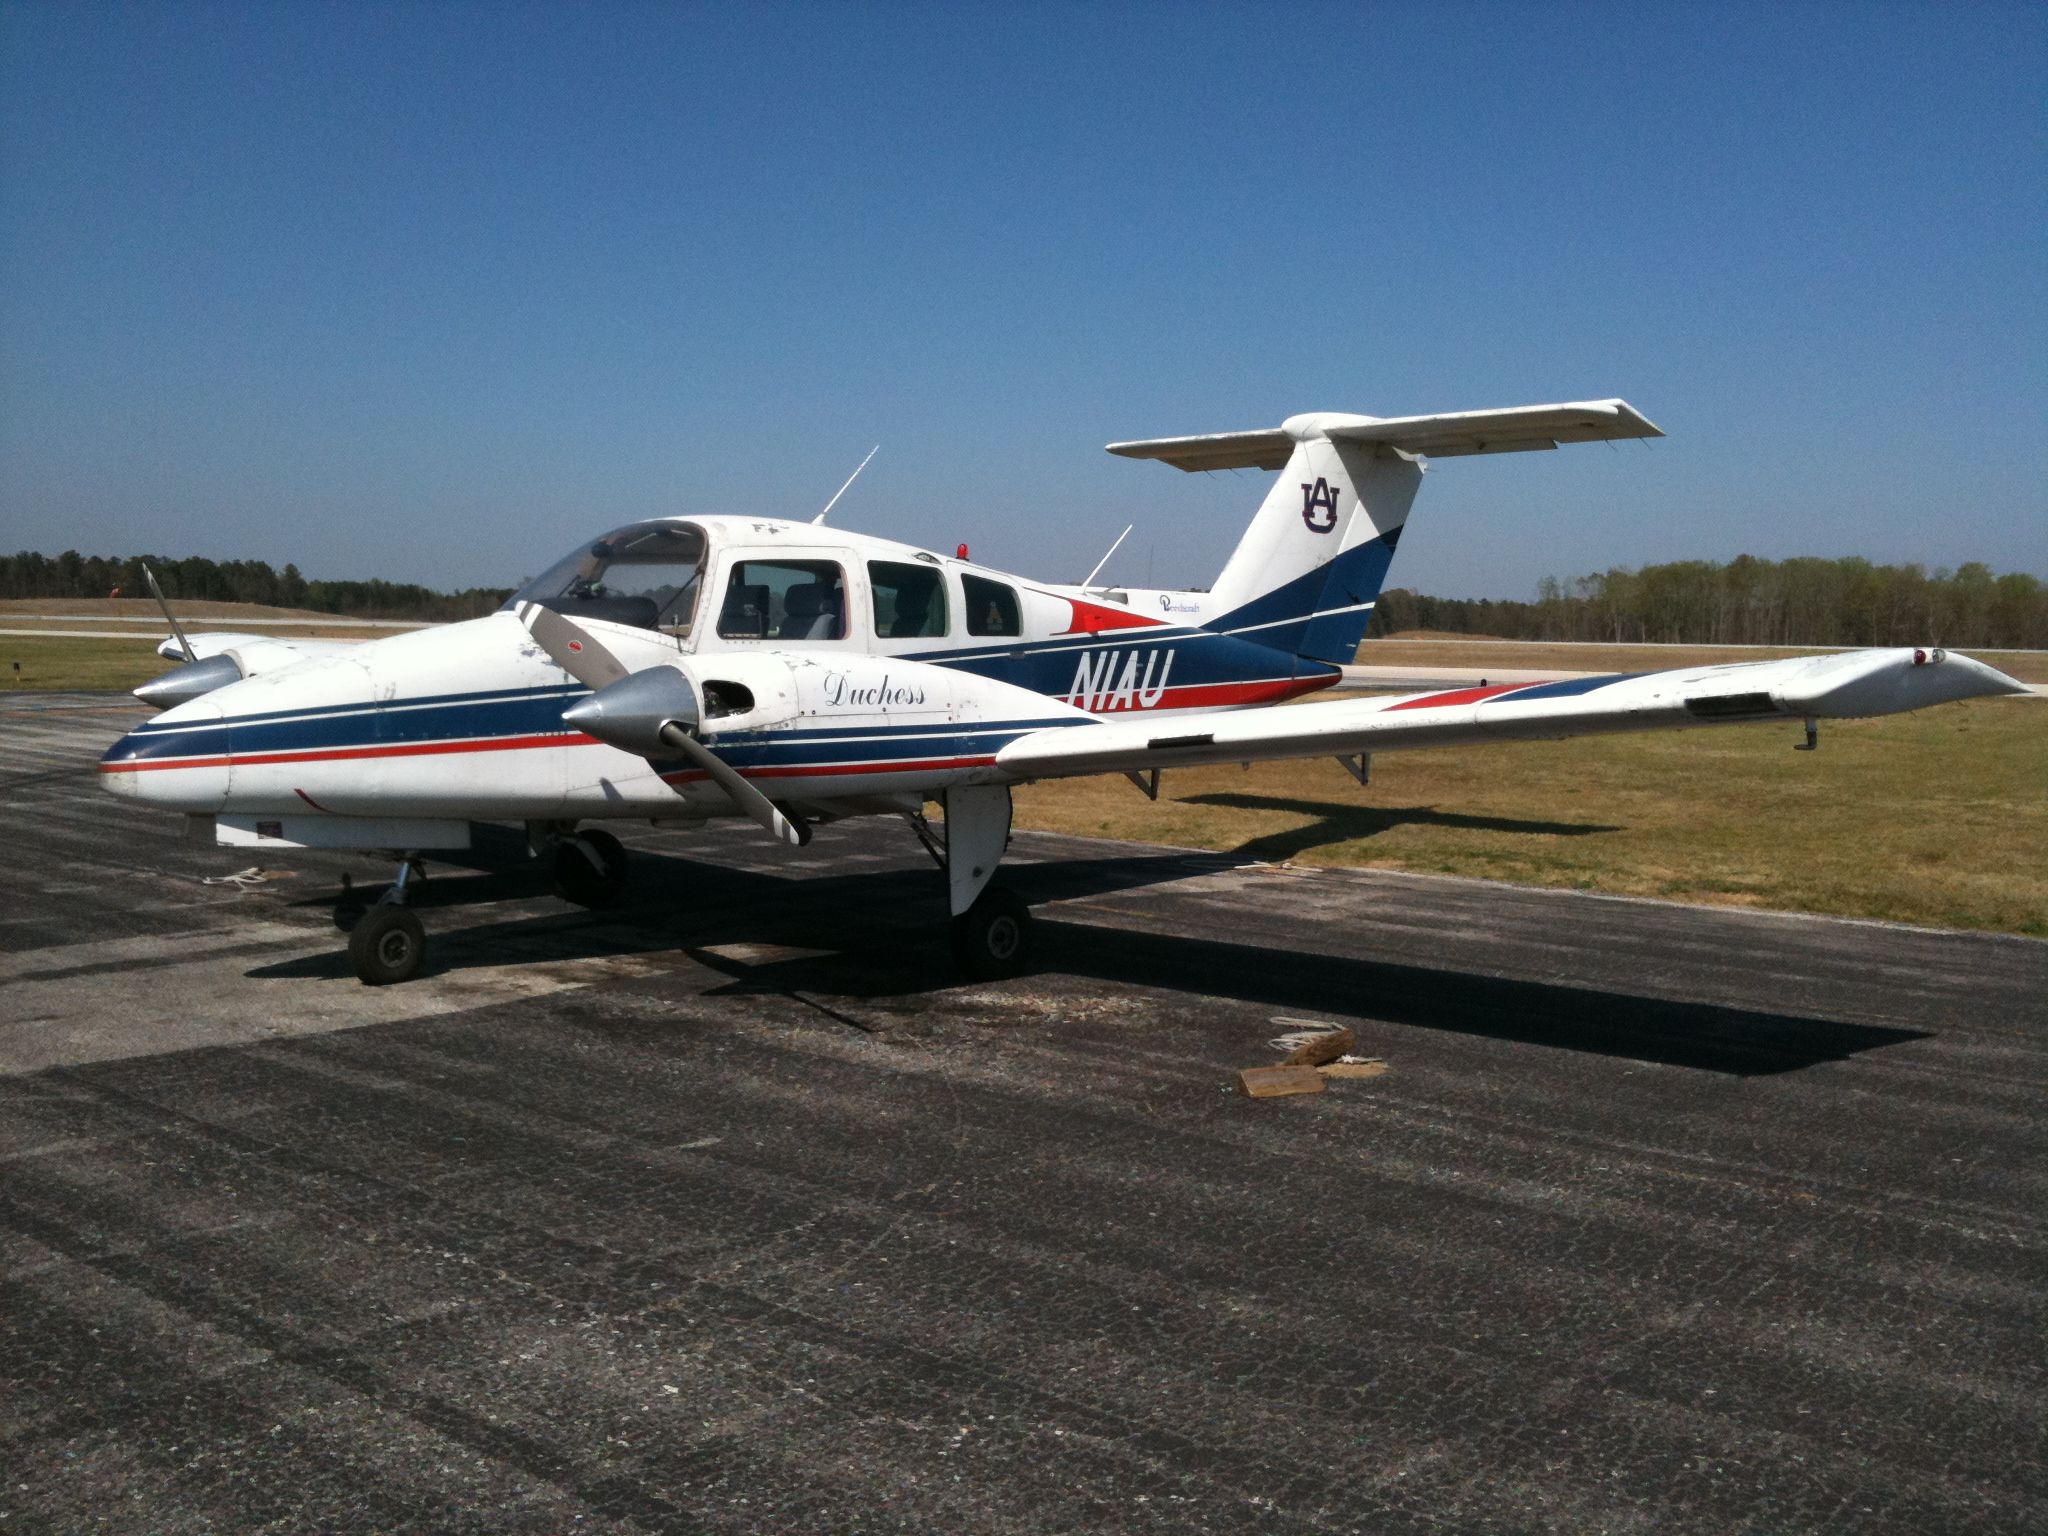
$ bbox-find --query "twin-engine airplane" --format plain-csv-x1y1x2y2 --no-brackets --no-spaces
102,399,2028,985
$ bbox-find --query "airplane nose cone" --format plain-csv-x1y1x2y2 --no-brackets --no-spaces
99,698,231,809
134,654,243,709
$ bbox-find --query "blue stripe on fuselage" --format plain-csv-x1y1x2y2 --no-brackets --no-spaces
1204,529,1401,663
926,627,1332,700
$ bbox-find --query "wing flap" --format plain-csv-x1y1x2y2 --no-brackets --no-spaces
995,650,2025,780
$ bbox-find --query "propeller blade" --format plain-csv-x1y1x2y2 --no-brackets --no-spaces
657,723,810,847
516,602,629,689
142,564,195,663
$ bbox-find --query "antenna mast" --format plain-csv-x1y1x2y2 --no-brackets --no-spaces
813,445,880,525
1082,525,1133,588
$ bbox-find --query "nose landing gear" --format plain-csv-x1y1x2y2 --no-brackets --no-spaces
346,855,427,986
336,826,633,986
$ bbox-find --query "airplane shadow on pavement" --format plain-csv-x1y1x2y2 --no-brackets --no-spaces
252,837,1927,1079
1173,792,1621,866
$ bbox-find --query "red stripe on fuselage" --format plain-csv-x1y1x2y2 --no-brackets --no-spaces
1056,597,1168,636
658,754,998,786
98,731,603,773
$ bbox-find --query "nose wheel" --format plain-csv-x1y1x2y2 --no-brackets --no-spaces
346,854,427,986
349,904,426,986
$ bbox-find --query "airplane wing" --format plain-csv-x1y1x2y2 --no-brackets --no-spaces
995,649,2029,780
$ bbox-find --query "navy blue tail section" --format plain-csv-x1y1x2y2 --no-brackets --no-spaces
1202,526,1404,664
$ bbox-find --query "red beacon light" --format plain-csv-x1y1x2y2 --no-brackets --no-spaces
956,543,970,560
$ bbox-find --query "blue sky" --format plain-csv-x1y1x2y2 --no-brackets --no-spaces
2,1,2042,597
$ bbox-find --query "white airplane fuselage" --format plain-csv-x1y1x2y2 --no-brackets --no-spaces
101,514,1336,824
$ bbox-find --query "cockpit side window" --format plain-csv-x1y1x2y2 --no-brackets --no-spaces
718,559,848,641
963,574,1022,637
868,561,949,640
506,522,705,635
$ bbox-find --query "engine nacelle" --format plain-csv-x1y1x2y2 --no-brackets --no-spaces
561,654,803,755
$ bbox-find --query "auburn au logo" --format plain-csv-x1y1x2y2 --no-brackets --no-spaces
1300,477,1341,533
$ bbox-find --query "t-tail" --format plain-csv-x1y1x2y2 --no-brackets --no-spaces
1106,399,1663,663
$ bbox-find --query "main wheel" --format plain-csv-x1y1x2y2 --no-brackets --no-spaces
554,829,628,908
950,885,1032,981
349,905,426,986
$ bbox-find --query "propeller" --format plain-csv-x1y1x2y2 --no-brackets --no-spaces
518,603,809,847
142,563,195,662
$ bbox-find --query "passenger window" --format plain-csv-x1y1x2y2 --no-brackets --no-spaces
717,559,847,640
869,561,949,639
963,574,1022,637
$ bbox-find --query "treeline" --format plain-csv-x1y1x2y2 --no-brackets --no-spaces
1368,556,2047,650
0,551,513,622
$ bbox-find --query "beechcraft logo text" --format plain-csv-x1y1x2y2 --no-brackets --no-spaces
1301,478,1341,533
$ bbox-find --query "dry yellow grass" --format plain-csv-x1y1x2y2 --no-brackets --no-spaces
0,596,347,621
0,599,423,689
1016,651,2048,936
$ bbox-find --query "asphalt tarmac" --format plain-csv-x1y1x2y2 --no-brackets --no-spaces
5,695,2045,1534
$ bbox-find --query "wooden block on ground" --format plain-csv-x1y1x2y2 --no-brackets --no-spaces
1281,1026,1356,1068
1318,1060,1388,1081
1237,1065,1327,1099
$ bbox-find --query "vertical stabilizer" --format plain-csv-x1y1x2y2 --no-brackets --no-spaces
1203,421,1423,661
1104,399,1660,666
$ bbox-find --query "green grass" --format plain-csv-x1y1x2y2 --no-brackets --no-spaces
1,635,172,692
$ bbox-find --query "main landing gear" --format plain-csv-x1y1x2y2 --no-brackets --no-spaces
914,785,1034,982
951,884,1031,981
552,827,628,908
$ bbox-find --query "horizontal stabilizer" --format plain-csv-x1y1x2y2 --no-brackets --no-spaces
1324,399,1663,458
1106,399,1662,472
1104,428,1295,473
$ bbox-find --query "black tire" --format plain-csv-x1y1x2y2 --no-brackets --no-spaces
348,905,426,986
553,829,628,908
950,886,1032,981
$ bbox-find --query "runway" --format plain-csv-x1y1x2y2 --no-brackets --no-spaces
4,695,2045,1533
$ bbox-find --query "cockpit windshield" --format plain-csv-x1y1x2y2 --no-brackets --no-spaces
505,521,706,634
